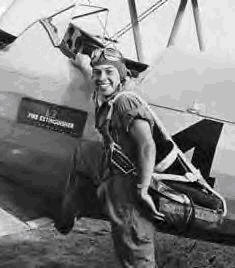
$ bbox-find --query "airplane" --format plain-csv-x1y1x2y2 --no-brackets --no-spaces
0,0,235,246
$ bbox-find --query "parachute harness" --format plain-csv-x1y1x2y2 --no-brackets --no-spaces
101,90,227,219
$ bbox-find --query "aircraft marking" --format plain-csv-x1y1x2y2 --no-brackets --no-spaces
173,119,224,180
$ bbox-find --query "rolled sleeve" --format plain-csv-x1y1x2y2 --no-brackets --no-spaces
113,94,154,133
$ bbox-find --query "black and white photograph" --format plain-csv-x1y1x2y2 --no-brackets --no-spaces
0,0,235,267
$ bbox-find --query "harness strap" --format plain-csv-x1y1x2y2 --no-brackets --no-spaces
107,91,179,173
154,146,178,172
106,91,227,217
96,90,227,217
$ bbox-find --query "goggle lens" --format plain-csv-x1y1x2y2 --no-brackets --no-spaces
91,48,123,65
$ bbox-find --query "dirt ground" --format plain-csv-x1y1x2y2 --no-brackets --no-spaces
0,176,235,268
0,217,235,268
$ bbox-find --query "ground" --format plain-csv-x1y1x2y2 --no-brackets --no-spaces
0,217,235,268
0,176,235,268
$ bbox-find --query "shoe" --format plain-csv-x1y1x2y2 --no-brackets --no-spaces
54,214,75,235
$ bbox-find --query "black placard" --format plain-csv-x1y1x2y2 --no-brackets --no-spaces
17,97,88,137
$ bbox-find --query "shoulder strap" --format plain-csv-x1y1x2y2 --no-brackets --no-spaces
111,92,204,176
113,91,227,216
107,91,227,215
106,91,131,120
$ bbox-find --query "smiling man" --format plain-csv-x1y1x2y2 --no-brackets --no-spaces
92,64,121,96
89,47,164,268
55,48,165,267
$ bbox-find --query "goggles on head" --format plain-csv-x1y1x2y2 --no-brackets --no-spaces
90,47,123,66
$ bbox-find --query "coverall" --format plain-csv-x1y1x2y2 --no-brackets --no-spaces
94,92,158,268
58,92,159,267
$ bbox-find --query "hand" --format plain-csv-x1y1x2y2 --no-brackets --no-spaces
71,53,92,74
136,187,165,222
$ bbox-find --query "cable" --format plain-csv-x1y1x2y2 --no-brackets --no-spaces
111,0,169,40
86,0,112,45
114,0,164,37
113,0,168,39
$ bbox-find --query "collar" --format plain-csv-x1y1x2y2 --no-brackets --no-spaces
93,84,124,108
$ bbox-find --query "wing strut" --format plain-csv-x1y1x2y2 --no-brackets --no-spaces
191,0,204,51
127,0,144,61
167,0,205,51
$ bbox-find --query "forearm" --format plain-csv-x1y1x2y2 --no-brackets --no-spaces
137,140,156,188
129,119,164,220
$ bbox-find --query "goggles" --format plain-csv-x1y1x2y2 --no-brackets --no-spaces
90,47,123,66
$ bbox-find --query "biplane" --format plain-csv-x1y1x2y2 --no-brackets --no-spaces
0,0,235,245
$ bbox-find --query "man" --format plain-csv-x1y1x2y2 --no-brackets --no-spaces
56,47,225,267
89,47,165,268
55,47,165,267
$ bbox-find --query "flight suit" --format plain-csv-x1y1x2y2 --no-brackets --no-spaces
95,93,158,268
57,92,159,267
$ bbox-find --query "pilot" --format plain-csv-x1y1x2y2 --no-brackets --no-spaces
89,47,165,268
55,47,189,267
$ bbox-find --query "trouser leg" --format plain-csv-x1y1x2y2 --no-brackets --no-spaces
54,167,82,235
55,140,104,234
99,175,157,268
